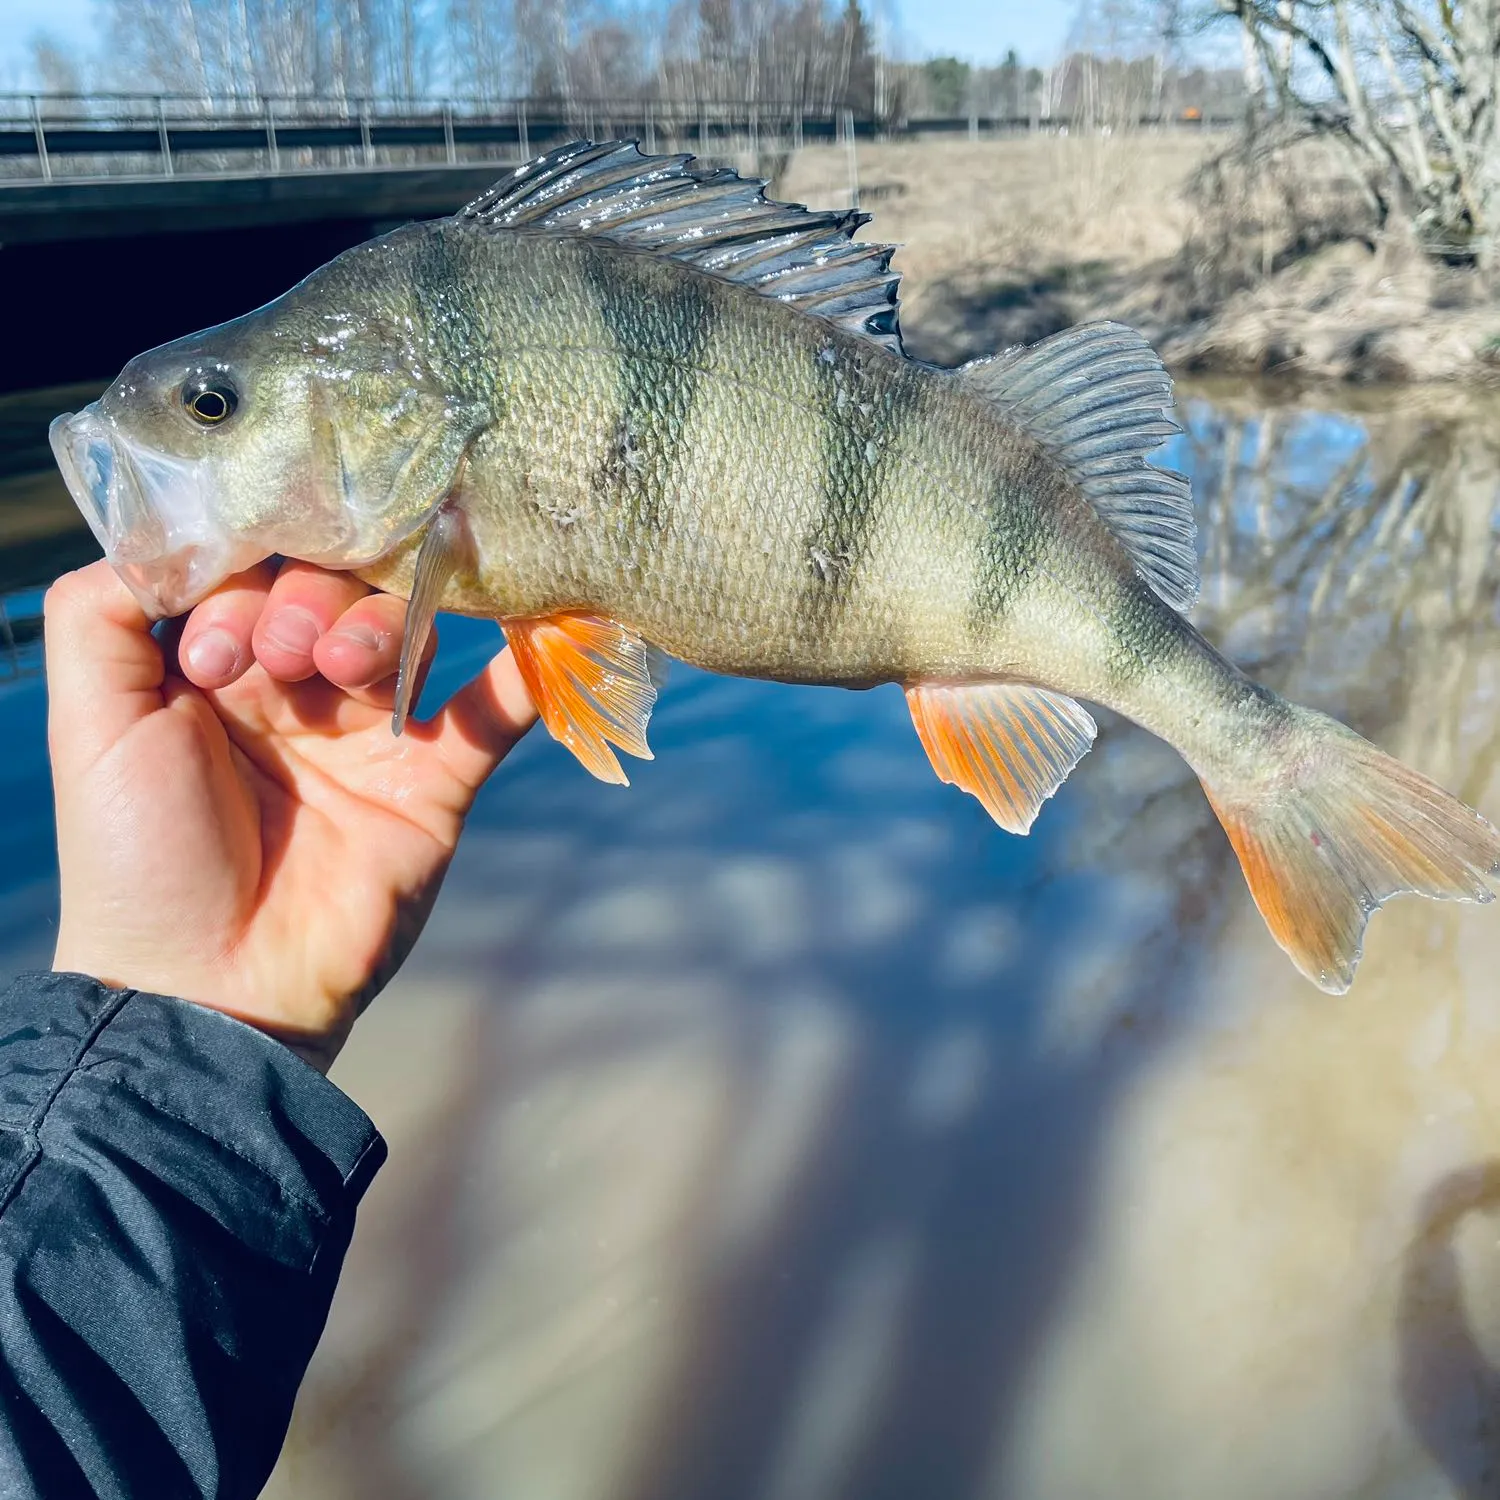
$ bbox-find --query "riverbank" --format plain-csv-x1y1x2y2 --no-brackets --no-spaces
777,135,1500,384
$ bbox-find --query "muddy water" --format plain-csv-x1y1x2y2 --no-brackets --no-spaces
2,380,1499,1500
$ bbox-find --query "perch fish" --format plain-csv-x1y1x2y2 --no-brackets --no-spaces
49,140,1500,992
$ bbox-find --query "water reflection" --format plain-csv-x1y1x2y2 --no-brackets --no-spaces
2,381,1499,1499
0,385,106,686
0,596,42,684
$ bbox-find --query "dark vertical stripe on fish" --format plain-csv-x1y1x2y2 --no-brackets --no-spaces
798,341,921,634
968,445,1055,638
414,224,497,409
582,247,718,548
1104,574,1190,691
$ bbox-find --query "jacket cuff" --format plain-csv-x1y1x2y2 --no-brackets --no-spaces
0,972,386,1273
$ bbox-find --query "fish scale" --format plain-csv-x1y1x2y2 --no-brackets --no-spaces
48,139,1500,993
395,231,975,682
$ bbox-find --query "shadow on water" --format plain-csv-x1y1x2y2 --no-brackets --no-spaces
4,377,1500,1498
1399,1162,1500,1499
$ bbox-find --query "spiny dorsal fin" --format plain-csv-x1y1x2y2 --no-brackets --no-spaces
959,322,1198,613
456,139,905,356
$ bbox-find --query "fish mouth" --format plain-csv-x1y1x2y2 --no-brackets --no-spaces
49,405,264,619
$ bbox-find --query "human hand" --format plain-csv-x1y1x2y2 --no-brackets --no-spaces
45,560,536,1072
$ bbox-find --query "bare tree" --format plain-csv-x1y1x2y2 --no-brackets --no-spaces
29,35,85,96
651,0,868,111
33,0,903,132
1064,0,1201,125
1219,0,1500,266
567,19,649,99
445,0,516,100
76,0,450,102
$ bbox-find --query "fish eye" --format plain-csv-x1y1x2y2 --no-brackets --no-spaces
183,379,238,426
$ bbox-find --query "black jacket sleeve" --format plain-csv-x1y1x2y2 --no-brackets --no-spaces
0,972,386,1499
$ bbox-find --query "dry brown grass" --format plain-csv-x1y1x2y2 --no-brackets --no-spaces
773,132,1500,383
776,133,1217,364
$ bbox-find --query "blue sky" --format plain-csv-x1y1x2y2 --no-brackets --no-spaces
0,0,1076,89
888,0,1074,66
0,0,94,88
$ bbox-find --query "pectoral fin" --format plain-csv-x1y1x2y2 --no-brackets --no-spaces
906,680,1097,834
391,504,471,736
504,614,659,785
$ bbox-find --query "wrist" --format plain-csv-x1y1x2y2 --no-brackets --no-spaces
50,951,349,1076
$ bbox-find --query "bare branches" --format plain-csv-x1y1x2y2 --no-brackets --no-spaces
1217,0,1500,264
53,0,901,120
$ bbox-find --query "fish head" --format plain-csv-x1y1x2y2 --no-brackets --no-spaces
50,227,484,619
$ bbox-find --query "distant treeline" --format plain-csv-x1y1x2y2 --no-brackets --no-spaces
31,0,1246,128
33,0,902,116
909,51,1245,124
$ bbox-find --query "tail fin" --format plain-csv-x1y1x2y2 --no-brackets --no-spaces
1201,709,1500,992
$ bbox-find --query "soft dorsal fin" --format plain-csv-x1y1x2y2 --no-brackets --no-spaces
959,322,1198,613
456,139,905,356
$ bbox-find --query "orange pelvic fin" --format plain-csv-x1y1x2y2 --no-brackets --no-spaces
504,613,658,785
906,680,1097,834
1201,714,1500,993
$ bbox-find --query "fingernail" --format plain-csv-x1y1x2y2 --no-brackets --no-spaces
331,624,382,652
263,608,320,656
185,628,239,682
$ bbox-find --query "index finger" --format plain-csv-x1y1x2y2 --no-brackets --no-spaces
43,561,162,773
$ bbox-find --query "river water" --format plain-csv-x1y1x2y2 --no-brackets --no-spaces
2,377,1499,1500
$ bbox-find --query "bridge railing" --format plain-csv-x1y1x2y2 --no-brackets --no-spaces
0,93,846,184
0,92,1238,186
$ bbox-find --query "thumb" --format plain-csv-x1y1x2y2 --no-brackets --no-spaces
44,561,165,775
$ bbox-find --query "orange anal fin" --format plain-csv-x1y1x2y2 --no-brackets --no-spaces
504,613,659,785
906,681,1097,835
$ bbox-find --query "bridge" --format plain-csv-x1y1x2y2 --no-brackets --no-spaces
0,92,1236,243
0,94,849,392
0,93,856,246
0,93,1231,395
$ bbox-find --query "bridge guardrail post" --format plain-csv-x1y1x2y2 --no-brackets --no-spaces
443,101,455,164
156,95,174,177
30,95,51,182
360,97,373,167
265,95,279,172
517,99,528,160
